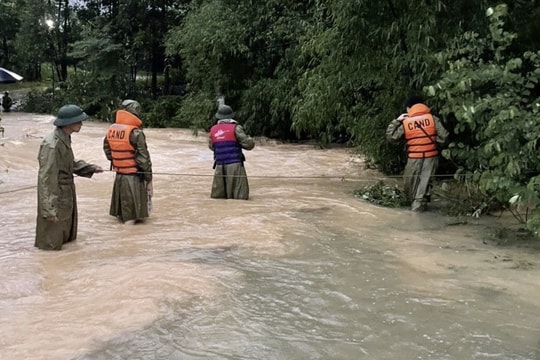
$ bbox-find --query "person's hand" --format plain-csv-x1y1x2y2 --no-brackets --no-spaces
93,165,104,173
397,113,408,121
146,181,153,196
46,216,59,223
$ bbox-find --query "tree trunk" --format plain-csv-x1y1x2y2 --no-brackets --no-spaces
2,35,9,63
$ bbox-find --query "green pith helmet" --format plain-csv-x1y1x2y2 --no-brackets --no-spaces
121,99,142,117
215,105,234,120
53,105,89,127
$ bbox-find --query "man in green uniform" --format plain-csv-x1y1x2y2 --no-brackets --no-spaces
35,105,103,250
103,100,153,223
209,105,255,200
386,96,448,211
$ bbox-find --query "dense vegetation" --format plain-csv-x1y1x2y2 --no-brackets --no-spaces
1,0,540,233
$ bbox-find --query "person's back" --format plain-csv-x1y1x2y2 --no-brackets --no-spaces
209,105,255,200
386,96,448,211
103,99,153,223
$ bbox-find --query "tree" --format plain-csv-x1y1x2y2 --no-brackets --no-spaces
168,0,491,166
0,0,21,68
427,4,540,231
47,0,83,82
13,0,52,80
291,0,490,172
166,0,314,135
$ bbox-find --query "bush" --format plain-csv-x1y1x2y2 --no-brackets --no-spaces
22,88,63,114
354,181,409,208
143,96,185,128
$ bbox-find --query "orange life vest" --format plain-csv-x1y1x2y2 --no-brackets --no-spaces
106,110,142,174
403,104,438,159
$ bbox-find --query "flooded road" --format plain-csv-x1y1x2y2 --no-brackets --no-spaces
1,111,539,359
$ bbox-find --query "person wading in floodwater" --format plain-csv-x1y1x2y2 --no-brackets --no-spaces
35,105,103,250
386,96,448,212
209,104,255,200
103,99,153,224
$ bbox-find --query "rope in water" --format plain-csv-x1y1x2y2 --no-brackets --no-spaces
0,170,456,195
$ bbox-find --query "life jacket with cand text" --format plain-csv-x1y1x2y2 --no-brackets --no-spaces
402,103,438,159
106,110,143,174
209,123,244,165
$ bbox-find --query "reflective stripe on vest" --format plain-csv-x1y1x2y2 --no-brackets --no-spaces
210,123,244,165
403,113,438,159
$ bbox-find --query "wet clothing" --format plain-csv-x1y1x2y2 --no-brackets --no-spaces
386,103,448,211
35,128,99,250
209,119,255,200
104,111,152,222
402,156,439,210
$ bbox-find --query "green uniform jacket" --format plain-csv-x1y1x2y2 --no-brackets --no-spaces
35,128,98,250
103,128,152,222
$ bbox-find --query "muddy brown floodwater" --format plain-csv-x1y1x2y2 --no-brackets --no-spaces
0,111,539,360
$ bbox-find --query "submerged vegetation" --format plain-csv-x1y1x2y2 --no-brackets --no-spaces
354,181,409,208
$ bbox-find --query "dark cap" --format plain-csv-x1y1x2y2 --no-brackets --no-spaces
404,96,424,108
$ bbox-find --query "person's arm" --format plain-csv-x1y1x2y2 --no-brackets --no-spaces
235,125,255,150
132,129,152,182
73,160,102,178
132,129,153,195
103,137,112,161
103,137,113,171
386,114,406,143
434,115,449,145
37,143,60,219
